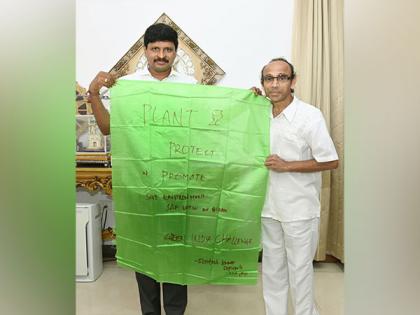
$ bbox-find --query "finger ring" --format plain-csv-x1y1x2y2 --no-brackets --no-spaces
104,78,109,83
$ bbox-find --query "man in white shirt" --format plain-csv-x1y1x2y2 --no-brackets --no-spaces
88,23,196,315
259,58,339,315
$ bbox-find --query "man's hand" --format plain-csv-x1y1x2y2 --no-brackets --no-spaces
265,155,339,173
88,71,116,95
264,154,289,172
86,71,115,135
250,86,263,96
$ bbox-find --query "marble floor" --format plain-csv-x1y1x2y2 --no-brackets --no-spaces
76,261,344,315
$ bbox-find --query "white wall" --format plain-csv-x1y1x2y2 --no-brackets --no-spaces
76,0,294,89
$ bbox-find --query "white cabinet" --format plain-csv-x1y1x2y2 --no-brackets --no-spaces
76,203,103,282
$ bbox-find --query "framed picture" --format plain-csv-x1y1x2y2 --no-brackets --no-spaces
76,114,111,165
76,115,106,153
76,82,110,165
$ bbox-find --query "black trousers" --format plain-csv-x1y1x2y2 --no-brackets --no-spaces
135,272,187,315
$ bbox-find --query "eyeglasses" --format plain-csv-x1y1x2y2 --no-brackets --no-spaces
263,74,292,83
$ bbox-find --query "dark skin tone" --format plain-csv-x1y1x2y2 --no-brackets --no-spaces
87,71,115,135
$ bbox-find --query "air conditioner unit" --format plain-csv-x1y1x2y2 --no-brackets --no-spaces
76,203,103,282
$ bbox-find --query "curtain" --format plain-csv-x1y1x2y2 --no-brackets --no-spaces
291,0,344,262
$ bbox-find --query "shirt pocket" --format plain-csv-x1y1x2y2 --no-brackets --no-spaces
272,131,306,161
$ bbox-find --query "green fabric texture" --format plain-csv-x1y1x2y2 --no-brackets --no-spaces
110,80,271,285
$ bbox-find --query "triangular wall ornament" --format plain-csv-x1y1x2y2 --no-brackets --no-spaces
109,13,225,85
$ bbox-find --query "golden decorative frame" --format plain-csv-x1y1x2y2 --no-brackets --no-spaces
76,82,92,115
76,168,112,196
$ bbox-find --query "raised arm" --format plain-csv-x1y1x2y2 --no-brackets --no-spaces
87,71,116,135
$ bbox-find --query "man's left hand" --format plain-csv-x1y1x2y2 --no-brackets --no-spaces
249,87,263,96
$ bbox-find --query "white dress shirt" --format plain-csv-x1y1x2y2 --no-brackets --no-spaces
262,97,338,222
121,67,197,84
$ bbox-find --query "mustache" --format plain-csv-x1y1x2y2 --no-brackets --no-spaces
154,58,169,63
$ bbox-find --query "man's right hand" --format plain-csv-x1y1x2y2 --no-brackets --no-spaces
88,71,116,95
86,71,114,135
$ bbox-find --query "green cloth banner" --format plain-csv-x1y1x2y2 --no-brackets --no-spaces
110,80,271,285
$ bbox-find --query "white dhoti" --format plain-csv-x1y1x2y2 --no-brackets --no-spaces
261,217,320,315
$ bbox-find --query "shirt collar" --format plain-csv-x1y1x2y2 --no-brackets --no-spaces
281,97,299,122
138,66,177,79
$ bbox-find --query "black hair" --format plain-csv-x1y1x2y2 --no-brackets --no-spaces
144,23,178,50
260,57,296,84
